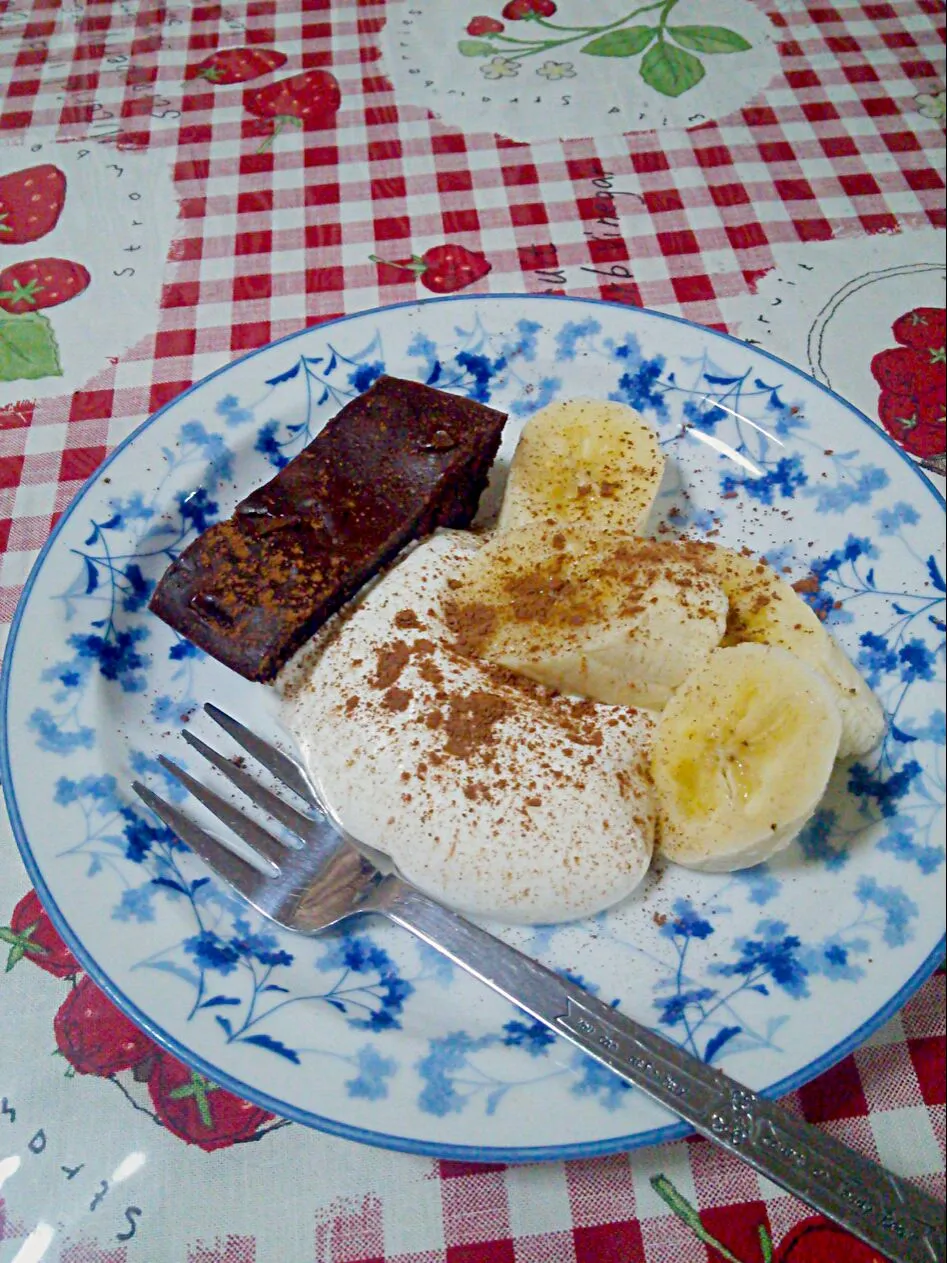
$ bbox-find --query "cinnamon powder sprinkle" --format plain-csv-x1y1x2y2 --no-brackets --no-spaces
442,598,497,657
442,689,511,761
444,535,724,656
382,686,412,712
373,639,411,688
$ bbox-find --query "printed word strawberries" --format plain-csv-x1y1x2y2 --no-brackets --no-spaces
0,258,90,313
148,1058,274,1151
370,245,492,294
0,164,67,245
1,890,78,978
187,47,288,84
54,976,158,1076
245,70,341,148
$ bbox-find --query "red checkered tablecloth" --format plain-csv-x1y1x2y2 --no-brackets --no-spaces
0,1,943,1260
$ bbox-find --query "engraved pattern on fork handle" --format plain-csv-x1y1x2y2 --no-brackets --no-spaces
380,884,945,1263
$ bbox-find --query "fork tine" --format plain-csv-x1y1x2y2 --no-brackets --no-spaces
132,781,266,897
182,729,313,842
204,703,318,807
157,756,285,869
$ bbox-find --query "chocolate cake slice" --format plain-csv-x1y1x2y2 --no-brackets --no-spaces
149,375,506,681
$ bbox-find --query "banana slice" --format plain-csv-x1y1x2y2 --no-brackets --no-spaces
497,398,664,536
445,526,727,709
652,643,843,871
703,544,885,758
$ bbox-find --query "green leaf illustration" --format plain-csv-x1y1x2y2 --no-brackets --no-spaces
581,26,655,57
649,1176,745,1263
668,25,752,53
639,39,705,97
0,311,62,383
457,39,495,57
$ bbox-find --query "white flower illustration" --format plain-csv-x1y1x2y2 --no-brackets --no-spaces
536,60,577,81
480,56,520,80
914,89,945,123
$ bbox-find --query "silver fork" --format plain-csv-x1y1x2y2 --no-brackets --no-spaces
134,703,945,1263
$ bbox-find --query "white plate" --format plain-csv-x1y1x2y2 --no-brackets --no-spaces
2,295,944,1161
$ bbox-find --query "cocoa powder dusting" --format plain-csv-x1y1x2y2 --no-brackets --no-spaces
394,609,422,629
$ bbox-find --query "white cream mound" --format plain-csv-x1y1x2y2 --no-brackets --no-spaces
281,532,655,924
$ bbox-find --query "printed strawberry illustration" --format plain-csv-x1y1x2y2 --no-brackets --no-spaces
870,345,931,396
186,46,288,84
467,16,505,34
369,245,492,294
0,164,67,245
54,976,159,1076
878,388,945,460
871,306,945,474
148,1056,274,1150
1,889,78,978
0,257,90,314
891,306,946,354
651,1177,892,1263
503,0,557,18
244,70,341,148
776,1217,890,1261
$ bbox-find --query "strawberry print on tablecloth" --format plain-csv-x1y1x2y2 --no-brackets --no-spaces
1,888,78,978
871,308,946,477
733,233,947,483
381,0,781,142
0,142,177,407
650,1174,892,1262
0,258,91,315
2,887,282,1153
0,164,67,244
2,884,908,1259
186,47,288,85
243,69,342,150
370,245,492,293
0,164,88,385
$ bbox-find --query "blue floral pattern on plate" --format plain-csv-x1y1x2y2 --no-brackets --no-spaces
2,295,943,1161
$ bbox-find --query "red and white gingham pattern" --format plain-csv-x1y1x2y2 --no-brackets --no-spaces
308,973,947,1263
0,2,943,1258
1,0,944,632
302,970,943,1262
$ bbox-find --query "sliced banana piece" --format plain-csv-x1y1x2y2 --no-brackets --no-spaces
445,526,727,709
497,398,664,536
652,643,843,871
703,544,885,758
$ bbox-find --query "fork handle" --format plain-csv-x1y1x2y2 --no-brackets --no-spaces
377,880,944,1263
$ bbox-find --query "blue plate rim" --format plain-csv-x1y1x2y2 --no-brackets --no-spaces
2,292,944,1163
